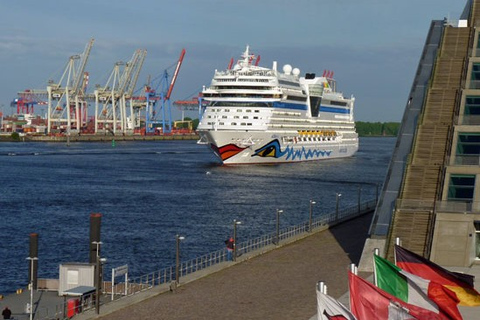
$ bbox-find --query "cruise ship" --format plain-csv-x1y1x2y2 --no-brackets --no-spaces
197,46,359,165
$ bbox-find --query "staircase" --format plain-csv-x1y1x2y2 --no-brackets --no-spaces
385,26,470,260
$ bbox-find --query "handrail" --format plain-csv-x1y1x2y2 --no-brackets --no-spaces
62,198,377,318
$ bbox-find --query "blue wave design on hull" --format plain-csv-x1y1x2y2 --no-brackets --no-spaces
252,139,332,161
285,146,332,160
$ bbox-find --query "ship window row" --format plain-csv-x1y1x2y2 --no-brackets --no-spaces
237,78,270,82
208,107,261,113
272,111,302,116
209,102,272,108
207,115,261,120
282,136,336,143
206,122,253,126
211,85,274,90
286,95,308,102
204,93,279,99
215,78,236,82
324,100,348,106
278,80,301,87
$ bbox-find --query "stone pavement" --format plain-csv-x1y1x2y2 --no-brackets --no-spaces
3,210,480,319
81,212,374,320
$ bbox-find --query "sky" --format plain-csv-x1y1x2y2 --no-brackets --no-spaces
0,0,467,122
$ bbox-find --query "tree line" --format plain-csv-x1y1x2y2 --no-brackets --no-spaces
355,122,400,137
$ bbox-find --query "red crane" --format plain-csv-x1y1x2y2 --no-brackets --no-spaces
165,48,186,101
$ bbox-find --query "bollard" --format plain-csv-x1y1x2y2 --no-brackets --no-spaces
29,233,39,290
89,213,102,263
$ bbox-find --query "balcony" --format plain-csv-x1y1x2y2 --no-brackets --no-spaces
459,114,480,125
454,154,480,165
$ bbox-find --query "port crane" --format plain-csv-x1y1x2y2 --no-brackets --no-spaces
94,49,147,134
46,38,94,134
144,48,185,134
12,90,48,115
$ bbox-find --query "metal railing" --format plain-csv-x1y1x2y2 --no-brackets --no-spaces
459,114,480,125
49,198,376,319
395,198,480,214
111,198,376,298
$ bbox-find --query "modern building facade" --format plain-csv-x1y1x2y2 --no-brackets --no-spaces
361,0,480,270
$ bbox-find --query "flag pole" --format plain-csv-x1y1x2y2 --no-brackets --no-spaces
350,263,357,275
373,248,379,286
394,237,401,265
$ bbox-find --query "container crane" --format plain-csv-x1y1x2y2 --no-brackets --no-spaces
46,38,94,134
14,89,48,115
124,49,147,132
94,49,146,134
145,48,185,134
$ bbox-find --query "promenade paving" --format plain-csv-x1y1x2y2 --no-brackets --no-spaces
80,212,374,320
2,210,480,319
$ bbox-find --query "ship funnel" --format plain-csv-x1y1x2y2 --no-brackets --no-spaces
273,61,277,72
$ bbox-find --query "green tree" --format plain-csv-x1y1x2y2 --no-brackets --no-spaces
10,132,20,141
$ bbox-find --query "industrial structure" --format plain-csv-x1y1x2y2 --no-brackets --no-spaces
8,40,192,136
360,0,480,270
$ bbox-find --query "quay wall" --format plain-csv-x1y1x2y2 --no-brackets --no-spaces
18,134,199,142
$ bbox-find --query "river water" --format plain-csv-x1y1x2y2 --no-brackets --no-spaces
0,137,395,294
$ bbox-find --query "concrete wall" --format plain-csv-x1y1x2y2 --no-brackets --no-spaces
430,212,480,266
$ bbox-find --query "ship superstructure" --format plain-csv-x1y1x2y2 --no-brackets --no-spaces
197,46,358,164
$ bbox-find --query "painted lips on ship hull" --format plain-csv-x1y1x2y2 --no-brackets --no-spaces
213,143,248,161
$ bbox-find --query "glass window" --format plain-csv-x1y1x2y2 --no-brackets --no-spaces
465,96,480,115
447,174,475,201
457,133,480,155
473,63,480,81
472,64,480,89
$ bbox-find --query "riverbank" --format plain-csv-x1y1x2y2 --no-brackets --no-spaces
0,134,199,142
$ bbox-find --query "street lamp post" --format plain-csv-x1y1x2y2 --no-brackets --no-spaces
309,200,316,232
26,257,38,320
92,241,102,315
275,209,283,245
175,235,185,284
335,193,342,221
233,219,242,261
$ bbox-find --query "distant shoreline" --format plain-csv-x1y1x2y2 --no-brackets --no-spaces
0,134,396,143
0,134,199,143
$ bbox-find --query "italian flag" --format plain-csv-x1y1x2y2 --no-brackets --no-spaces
374,254,461,320
395,245,480,307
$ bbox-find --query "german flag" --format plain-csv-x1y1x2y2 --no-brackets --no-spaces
395,244,480,306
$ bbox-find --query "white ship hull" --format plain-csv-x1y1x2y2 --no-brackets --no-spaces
199,130,358,164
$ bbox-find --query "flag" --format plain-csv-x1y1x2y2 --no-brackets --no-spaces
388,301,418,320
374,254,461,320
395,244,480,307
316,288,356,320
349,271,447,320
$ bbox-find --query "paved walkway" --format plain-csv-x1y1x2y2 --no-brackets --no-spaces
2,211,479,319
86,212,374,320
